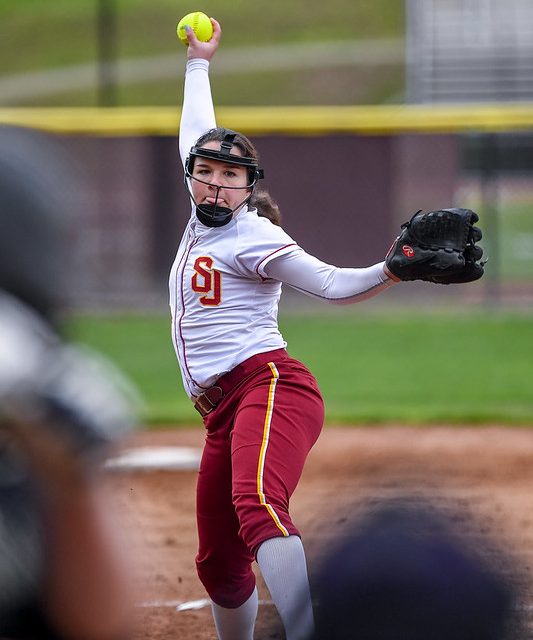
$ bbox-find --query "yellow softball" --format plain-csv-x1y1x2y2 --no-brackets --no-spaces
177,11,213,44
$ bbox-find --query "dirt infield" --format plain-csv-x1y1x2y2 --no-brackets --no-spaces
104,426,533,639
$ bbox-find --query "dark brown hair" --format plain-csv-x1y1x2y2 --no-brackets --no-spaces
250,189,282,226
194,127,282,226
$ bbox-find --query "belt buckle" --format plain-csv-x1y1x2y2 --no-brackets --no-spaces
194,385,224,417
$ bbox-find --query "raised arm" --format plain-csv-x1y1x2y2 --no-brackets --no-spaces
178,18,222,167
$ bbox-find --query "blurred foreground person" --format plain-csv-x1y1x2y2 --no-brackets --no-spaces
310,498,520,640
0,126,139,640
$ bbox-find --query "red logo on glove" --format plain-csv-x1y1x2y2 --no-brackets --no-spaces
402,244,415,258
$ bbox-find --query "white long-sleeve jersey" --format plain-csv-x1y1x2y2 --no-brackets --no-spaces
169,58,395,398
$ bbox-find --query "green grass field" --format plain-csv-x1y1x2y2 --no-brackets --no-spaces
1,1,404,106
66,310,533,428
1,1,403,71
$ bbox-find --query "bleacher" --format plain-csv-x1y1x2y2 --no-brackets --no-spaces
406,0,533,103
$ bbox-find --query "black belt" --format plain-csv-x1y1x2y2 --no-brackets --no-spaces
192,348,289,418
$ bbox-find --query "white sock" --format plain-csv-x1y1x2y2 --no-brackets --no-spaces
256,536,314,640
211,586,258,640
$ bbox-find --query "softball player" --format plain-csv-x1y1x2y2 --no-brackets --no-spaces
170,20,397,640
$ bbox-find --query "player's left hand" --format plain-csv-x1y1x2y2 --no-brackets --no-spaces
186,18,221,62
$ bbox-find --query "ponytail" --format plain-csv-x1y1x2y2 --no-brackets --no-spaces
250,189,282,226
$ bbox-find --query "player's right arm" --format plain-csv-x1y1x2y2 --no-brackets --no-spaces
178,18,221,167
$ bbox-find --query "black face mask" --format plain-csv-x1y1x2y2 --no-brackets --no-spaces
186,177,254,227
195,186,234,228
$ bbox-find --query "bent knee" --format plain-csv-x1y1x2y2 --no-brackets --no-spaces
196,553,256,608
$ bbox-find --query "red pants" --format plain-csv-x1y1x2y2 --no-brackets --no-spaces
195,349,324,608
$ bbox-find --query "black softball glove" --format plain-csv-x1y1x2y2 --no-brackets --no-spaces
385,208,485,285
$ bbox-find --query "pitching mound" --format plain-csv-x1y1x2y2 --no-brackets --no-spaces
104,425,533,639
